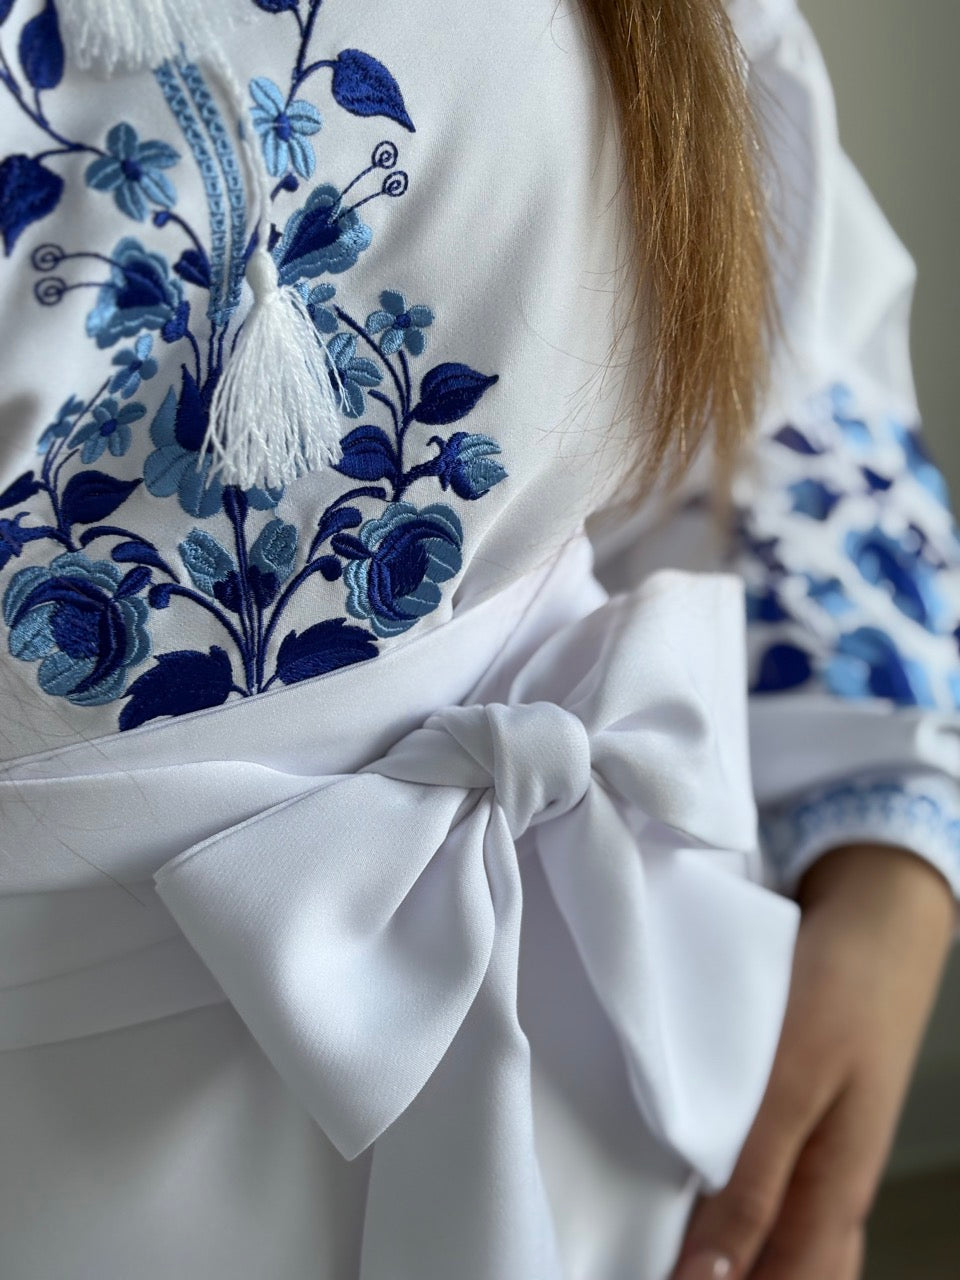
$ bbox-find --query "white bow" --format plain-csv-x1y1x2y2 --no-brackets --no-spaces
155,572,799,1277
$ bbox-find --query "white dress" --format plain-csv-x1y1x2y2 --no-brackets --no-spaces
0,2,957,1277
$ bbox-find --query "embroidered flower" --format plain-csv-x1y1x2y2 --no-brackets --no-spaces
37,395,85,454
3,553,151,706
432,432,507,500
143,376,282,519
110,334,158,399
70,398,145,463
86,238,183,349
366,291,433,356
342,502,463,638
273,183,372,285
85,122,180,222
249,77,322,179
304,281,338,334
326,332,382,418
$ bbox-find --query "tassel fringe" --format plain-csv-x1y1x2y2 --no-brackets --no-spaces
59,0,250,73
203,252,345,492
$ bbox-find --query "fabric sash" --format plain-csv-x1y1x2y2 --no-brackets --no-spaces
0,537,798,1276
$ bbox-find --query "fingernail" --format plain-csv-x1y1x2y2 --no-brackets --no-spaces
672,1252,733,1280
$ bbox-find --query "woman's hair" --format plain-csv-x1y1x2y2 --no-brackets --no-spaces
582,0,773,483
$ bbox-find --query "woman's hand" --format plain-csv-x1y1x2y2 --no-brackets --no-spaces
670,844,956,1280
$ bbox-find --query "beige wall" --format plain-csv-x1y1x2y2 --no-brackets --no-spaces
800,1,960,1176
801,0,960,486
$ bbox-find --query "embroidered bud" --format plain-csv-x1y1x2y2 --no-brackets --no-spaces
58,0,250,74
202,250,345,492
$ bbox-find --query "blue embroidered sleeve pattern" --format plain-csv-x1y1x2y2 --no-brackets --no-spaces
736,380,960,710
762,772,960,900
0,0,508,732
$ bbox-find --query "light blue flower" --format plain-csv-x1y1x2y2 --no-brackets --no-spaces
85,122,180,222
3,553,152,707
86,238,183,349
249,77,322,179
37,396,85,454
70,398,145,463
110,334,158,399
366,291,433,356
342,502,463,638
326,331,382,418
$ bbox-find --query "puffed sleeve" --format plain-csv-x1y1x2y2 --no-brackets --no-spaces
592,0,960,901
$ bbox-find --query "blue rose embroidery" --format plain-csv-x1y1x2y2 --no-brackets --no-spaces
249,77,323,179
85,123,180,222
3,553,151,706
273,183,372,285
85,238,183,349
342,502,463,638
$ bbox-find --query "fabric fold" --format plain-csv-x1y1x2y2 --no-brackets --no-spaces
155,570,800,1195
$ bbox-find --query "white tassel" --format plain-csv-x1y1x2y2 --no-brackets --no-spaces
203,250,345,492
59,0,250,74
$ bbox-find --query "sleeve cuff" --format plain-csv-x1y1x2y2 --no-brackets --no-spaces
760,769,960,901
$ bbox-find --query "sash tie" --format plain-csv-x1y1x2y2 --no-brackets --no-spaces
154,570,799,1207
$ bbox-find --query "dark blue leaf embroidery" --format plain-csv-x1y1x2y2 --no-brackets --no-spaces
110,541,175,574
316,505,362,545
412,364,499,427
119,645,234,730
0,470,42,510
335,425,399,482
60,472,142,528
0,0,17,25
0,514,50,569
18,0,64,91
254,0,299,11
752,643,813,694
275,619,378,686
772,425,824,456
0,154,64,255
330,50,415,132
174,247,212,288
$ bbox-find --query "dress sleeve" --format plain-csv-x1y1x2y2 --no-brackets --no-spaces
594,0,960,901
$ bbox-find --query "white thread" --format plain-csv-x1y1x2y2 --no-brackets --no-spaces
62,0,348,492
58,0,250,74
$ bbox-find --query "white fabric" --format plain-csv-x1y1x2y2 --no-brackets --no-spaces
1,536,799,1276
0,0,954,1275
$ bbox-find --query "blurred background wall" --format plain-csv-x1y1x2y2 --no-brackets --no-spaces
799,0,960,1237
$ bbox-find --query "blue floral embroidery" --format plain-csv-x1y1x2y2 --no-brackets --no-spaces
326,331,383,417
0,0,507,732
741,382,960,708
3,552,151,706
71,398,145,463
249,76,323,179
85,238,184,348
341,502,464,638
366,290,433,356
110,334,159,399
273,182,373,284
85,123,180,222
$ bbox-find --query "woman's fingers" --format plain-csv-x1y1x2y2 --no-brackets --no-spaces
747,1070,898,1279
670,1021,837,1279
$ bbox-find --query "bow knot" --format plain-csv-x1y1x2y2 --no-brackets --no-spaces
376,700,593,838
